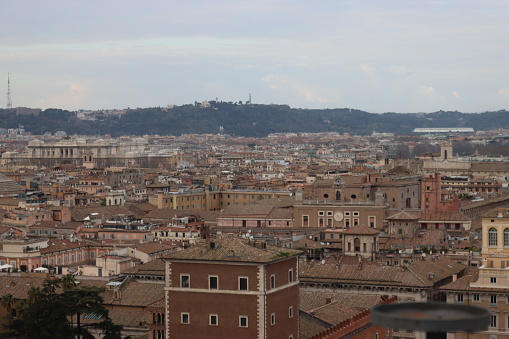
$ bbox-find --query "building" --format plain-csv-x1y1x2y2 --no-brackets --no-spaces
162,237,301,339
444,207,509,338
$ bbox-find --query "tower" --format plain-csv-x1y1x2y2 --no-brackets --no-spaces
6,73,12,109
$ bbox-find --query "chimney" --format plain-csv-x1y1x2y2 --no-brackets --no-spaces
210,241,215,249
452,273,457,282
326,297,332,304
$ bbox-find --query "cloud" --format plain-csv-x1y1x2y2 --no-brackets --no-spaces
452,90,463,99
262,74,331,103
386,66,413,75
38,81,89,109
360,64,377,80
498,87,509,97
419,86,435,95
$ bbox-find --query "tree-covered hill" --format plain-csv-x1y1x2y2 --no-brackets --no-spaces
0,103,507,137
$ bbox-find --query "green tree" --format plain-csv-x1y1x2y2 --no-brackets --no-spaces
61,274,77,291
2,278,122,339
0,294,14,317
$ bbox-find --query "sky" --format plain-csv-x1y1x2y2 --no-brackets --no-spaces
1,1,508,113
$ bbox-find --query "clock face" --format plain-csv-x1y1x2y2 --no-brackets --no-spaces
333,212,344,222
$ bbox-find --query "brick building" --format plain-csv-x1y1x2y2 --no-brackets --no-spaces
162,237,301,339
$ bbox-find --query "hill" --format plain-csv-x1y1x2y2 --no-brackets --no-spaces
0,103,507,137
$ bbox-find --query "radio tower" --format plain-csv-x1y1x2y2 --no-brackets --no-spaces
6,73,12,109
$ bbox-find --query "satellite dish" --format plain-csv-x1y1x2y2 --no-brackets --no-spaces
398,250,402,254
248,229,251,233
321,259,326,265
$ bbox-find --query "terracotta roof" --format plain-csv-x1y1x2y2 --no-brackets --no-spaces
300,290,383,313
386,210,421,220
420,212,470,222
70,205,135,222
122,258,165,276
143,209,219,223
481,207,509,218
343,225,380,235
252,196,296,208
300,254,466,288
220,204,274,217
40,240,89,254
132,242,178,255
0,173,23,195
163,237,301,264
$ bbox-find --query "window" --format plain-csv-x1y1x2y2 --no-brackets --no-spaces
289,306,293,318
353,211,359,216
209,276,218,289
181,274,190,288
491,277,497,284
270,275,276,289
271,313,276,325
239,277,248,291
489,228,498,246
239,316,248,327
288,269,293,283
505,228,509,246
490,295,497,305
490,315,497,328
181,313,190,324
303,215,309,227
318,211,324,216
457,293,464,303
209,314,218,326
473,294,480,302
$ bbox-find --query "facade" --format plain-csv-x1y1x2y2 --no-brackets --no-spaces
150,189,292,211
293,202,385,230
162,237,301,339
445,208,509,339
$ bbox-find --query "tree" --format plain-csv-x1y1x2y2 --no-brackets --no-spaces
2,278,122,339
61,274,77,291
1,294,14,317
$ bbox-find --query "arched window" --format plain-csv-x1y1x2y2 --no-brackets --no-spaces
504,229,509,247
489,228,498,246
354,238,361,252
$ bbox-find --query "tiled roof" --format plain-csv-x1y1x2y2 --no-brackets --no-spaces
292,237,324,250
220,204,274,217
0,173,23,195
440,267,479,291
300,254,466,288
481,207,509,218
40,240,89,254
252,196,296,208
102,280,165,307
300,290,383,313
143,209,219,223
386,210,421,220
470,162,509,172
163,237,301,263
132,242,178,255
299,315,329,339
70,205,135,222
420,212,470,222
122,258,165,276
343,225,380,235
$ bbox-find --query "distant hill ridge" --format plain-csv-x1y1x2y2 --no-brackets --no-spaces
0,103,507,137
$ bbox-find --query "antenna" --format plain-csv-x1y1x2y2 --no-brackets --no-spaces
6,73,12,109
249,93,252,104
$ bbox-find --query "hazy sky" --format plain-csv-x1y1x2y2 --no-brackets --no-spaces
1,1,508,113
